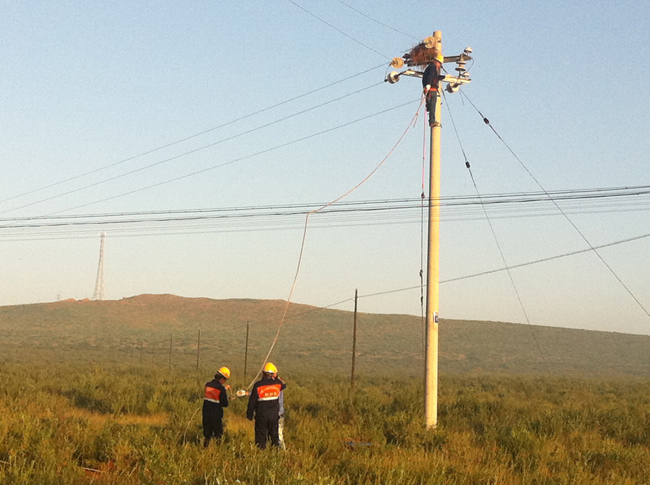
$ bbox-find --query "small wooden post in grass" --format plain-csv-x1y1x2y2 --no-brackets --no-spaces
197,329,201,369
351,289,358,388
244,322,250,378
168,335,172,370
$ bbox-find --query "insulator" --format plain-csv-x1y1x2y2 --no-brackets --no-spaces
387,72,401,84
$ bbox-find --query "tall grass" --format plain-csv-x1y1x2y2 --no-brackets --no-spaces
1,363,649,483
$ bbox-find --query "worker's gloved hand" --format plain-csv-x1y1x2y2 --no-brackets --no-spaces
224,384,231,391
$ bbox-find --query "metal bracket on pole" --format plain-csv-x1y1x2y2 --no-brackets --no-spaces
386,48,473,91
386,69,471,89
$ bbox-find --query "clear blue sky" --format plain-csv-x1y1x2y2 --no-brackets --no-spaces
1,1,649,335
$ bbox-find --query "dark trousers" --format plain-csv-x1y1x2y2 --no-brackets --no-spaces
202,412,224,445
254,413,280,449
426,90,439,125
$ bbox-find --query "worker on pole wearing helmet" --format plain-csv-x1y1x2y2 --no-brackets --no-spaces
246,362,286,449
422,52,445,126
202,366,230,447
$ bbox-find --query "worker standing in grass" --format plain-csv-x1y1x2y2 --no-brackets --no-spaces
247,362,286,449
202,366,230,447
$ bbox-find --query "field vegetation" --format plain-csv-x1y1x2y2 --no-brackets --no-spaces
1,294,650,377
1,295,649,483
1,365,649,483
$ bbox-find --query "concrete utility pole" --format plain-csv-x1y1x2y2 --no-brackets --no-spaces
387,31,472,429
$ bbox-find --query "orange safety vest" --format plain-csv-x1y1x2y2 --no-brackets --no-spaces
204,386,222,404
257,384,282,401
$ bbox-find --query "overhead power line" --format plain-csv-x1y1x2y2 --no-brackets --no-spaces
350,230,650,301
0,186,647,241
335,0,419,41
286,0,390,59
1,185,647,225
1,81,387,217
0,64,386,209
28,99,419,217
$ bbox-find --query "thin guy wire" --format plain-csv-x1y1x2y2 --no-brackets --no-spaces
420,100,427,360
444,91,552,371
355,232,650,300
461,90,650,321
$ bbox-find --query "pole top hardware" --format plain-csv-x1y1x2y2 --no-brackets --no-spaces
386,35,472,93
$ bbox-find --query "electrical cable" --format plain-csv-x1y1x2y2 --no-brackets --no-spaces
245,98,424,390
1,81,386,217
0,64,386,208
460,91,650,322
45,100,420,217
334,0,419,41
347,230,650,302
444,91,551,371
5,184,648,222
419,99,427,358
1,187,647,234
285,0,390,60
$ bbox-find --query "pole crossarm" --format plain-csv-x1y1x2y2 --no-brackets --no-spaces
442,53,472,64
386,44,472,89
441,75,471,85
386,68,472,86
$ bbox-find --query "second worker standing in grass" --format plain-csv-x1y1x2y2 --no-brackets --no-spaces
247,362,286,449
202,366,230,447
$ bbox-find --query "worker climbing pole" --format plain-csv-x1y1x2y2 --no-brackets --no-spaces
386,31,473,429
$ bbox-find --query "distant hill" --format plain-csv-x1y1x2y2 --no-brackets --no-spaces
1,294,649,377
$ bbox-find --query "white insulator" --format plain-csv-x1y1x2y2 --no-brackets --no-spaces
387,71,401,84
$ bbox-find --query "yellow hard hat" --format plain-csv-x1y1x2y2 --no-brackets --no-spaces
434,53,444,64
263,362,277,374
217,366,230,379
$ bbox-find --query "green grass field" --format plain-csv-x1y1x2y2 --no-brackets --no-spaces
1,364,649,483
1,295,649,483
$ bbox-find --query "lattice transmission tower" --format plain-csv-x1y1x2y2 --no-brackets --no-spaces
92,232,107,300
